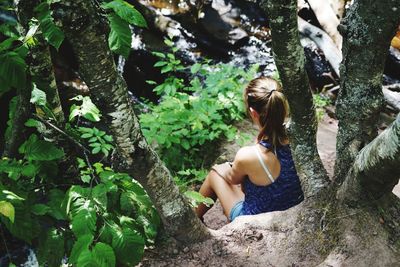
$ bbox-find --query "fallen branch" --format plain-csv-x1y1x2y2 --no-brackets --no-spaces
306,0,342,49
383,86,400,111
298,17,342,77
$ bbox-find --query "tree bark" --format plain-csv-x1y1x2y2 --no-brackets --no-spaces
4,0,65,157
15,0,65,124
260,0,330,198
337,113,400,203
334,0,400,184
2,85,31,158
52,0,209,243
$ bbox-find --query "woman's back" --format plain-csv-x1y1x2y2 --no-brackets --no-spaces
242,140,304,215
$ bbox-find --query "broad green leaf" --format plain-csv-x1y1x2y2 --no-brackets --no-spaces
40,16,64,49
92,242,116,267
30,85,47,106
24,138,64,161
107,13,131,59
2,190,24,201
102,0,147,27
0,202,40,243
0,37,18,52
76,248,95,267
0,201,15,223
184,190,214,207
0,23,19,38
69,96,101,122
37,228,65,267
34,2,64,49
69,234,93,264
47,189,67,220
0,52,26,93
71,205,97,237
31,203,51,215
190,63,201,74
111,226,145,266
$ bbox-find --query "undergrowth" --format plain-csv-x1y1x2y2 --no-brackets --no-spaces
140,39,256,198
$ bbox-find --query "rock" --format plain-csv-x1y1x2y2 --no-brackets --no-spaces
183,247,190,253
173,249,179,255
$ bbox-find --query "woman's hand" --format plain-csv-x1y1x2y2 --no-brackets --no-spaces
211,162,232,181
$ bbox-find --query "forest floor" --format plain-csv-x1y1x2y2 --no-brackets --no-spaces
140,113,400,267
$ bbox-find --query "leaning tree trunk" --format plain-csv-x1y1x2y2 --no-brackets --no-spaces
338,113,400,204
260,0,330,198
334,0,400,183
52,0,209,243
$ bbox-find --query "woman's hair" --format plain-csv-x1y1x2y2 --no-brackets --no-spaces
244,76,289,147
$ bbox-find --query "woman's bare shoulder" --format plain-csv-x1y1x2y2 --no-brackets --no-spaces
235,145,258,163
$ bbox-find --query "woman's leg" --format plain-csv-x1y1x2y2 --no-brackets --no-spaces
196,170,244,220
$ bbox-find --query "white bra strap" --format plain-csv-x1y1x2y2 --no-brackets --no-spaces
254,146,275,183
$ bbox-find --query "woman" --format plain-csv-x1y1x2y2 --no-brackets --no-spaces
196,76,304,222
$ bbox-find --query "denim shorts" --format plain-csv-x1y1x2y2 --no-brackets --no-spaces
229,200,244,221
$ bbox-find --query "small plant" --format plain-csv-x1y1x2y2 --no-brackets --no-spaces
140,40,258,172
78,127,114,156
313,93,332,121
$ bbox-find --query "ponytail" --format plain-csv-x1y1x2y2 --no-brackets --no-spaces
244,77,289,148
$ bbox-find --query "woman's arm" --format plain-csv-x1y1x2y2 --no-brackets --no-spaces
211,147,249,185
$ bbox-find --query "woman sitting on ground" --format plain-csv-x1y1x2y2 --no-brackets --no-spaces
196,76,304,222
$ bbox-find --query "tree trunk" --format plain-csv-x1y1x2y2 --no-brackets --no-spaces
260,0,330,198
338,113,400,203
4,0,65,157
2,85,31,158
52,0,209,243
15,0,65,124
334,0,400,183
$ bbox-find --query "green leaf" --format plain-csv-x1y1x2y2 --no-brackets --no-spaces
102,0,147,27
24,118,41,128
37,228,65,267
69,234,93,265
0,201,15,223
0,37,18,52
76,248,95,267
92,242,116,267
0,52,26,94
92,146,101,154
81,174,91,183
81,133,93,139
184,190,214,208
190,63,201,74
107,13,131,59
71,204,97,237
111,227,145,266
47,189,67,220
40,16,64,49
24,137,64,161
1,202,40,243
34,2,64,49
154,61,167,67
30,85,47,106
69,96,101,122
31,204,51,215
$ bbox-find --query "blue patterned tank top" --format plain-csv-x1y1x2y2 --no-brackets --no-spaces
242,140,304,215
